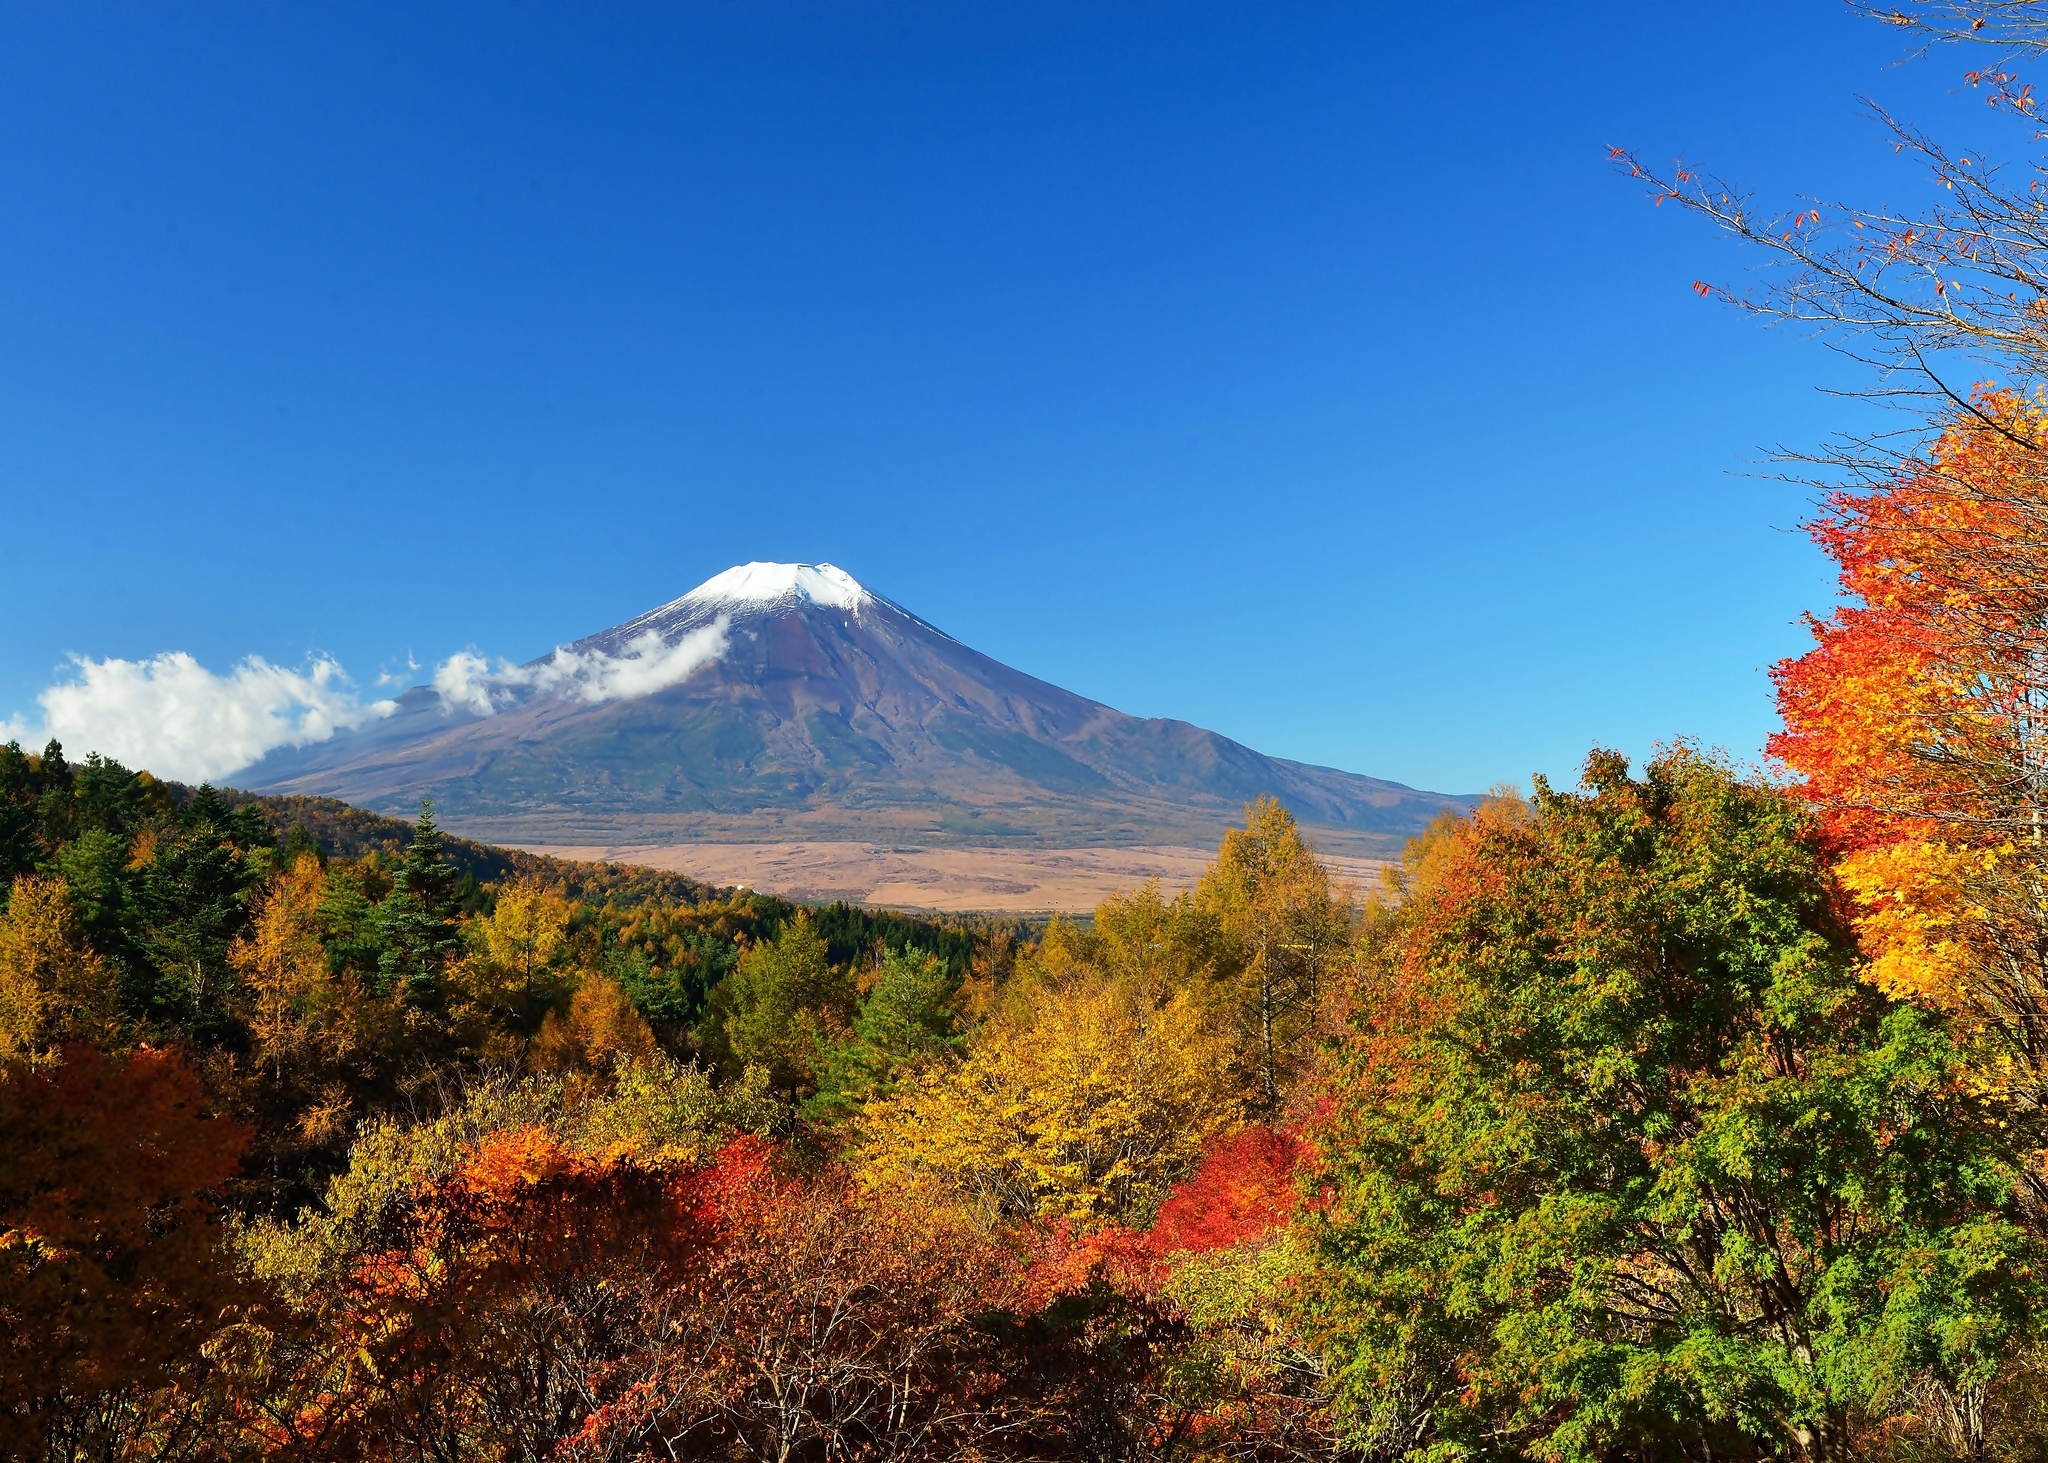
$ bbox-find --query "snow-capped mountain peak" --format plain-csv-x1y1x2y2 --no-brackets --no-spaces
239,556,1476,855
560,561,889,670
682,562,871,613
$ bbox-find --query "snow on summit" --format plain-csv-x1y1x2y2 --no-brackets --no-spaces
428,562,877,719
566,561,881,673
682,562,871,612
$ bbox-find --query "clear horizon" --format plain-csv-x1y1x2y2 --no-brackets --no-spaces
0,2,1980,795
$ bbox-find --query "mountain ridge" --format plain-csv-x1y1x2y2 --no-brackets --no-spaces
240,563,1474,856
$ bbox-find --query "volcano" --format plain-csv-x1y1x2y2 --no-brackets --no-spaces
238,563,1471,855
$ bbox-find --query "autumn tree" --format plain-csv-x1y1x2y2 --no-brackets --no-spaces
1302,749,2037,1461
465,877,571,1063
232,854,357,1091
227,853,370,1188
569,1148,1037,1463
1764,395,2048,1224
1083,881,1222,997
530,971,660,1077
1195,798,1352,1115
0,1045,247,1461
230,1066,1032,1462
0,876,120,1063
858,959,1240,1229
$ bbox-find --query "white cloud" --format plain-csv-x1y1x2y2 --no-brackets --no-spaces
0,617,734,782
432,617,730,716
2,652,396,783
432,651,501,718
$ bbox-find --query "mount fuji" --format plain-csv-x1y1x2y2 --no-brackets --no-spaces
238,563,1472,855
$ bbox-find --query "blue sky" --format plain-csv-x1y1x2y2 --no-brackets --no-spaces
0,2,1994,794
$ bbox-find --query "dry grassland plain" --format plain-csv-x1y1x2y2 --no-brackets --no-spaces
517,841,1391,914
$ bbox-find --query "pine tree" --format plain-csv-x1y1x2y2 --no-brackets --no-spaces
806,946,958,1123
134,785,254,1042
377,803,463,1002
0,742,45,889
703,912,852,1095
31,739,75,860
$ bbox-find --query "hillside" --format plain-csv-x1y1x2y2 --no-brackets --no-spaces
239,563,1473,857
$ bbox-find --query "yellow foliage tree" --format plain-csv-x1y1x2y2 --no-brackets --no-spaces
230,854,357,1095
531,972,660,1076
1832,839,1985,1011
467,879,571,1059
1086,881,1224,1000
857,969,1239,1229
1194,797,1354,1114
855,808,1354,1230
0,875,119,1063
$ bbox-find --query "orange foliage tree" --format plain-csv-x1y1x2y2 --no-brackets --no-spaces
0,1044,247,1459
571,1140,1035,1461
242,1126,700,1461
242,1124,1046,1461
1772,394,2048,852
1771,392,2048,1183
1017,1123,1331,1462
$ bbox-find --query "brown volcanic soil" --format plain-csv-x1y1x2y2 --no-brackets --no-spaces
511,840,1391,914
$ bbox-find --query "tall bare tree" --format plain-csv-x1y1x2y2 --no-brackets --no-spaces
1616,0,2048,449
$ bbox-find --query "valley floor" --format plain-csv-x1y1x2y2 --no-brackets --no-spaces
511,839,1391,913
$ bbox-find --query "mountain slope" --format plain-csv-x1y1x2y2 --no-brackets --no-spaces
240,564,1472,855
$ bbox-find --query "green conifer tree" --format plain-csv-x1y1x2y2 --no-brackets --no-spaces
805,945,958,1124
0,742,44,892
134,785,256,1041
376,803,463,1002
